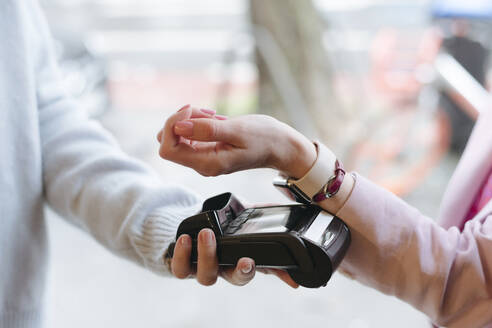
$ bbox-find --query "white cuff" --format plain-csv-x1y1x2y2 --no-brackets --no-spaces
129,202,201,275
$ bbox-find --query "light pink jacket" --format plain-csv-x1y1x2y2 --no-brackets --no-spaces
337,108,492,328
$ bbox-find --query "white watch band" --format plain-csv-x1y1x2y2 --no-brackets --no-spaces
289,141,337,200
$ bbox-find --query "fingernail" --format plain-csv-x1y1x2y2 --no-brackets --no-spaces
200,108,216,115
174,121,194,136
202,230,215,246
215,115,228,120
178,104,191,112
241,262,253,274
180,235,190,246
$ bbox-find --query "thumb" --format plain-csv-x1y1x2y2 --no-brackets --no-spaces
174,118,240,144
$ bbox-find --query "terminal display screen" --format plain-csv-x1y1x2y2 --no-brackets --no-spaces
224,208,294,235
222,206,334,245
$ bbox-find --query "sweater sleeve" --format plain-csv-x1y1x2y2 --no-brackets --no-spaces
28,1,201,275
336,174,492,327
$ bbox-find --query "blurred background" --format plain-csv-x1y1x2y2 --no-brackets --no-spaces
40,0,492,327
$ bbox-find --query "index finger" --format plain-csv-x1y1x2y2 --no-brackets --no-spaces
196,229,219,286
157,107,223,143
174,117,242,145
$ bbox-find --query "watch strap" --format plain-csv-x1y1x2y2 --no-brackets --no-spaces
289,141,337,200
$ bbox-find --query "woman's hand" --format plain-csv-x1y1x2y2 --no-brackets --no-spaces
157,106,317,179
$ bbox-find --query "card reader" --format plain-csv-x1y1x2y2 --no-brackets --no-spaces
167,193,350,288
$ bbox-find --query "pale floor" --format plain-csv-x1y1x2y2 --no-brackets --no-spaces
45,107,457,328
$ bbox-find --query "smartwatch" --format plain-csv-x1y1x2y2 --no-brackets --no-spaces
273,141,342,204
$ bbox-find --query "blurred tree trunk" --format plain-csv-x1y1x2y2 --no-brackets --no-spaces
250,0,339,141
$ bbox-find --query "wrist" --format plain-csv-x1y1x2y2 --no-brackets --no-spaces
274,130,317,179
273,140,343,206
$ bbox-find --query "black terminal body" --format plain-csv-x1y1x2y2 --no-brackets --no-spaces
167,193,351,288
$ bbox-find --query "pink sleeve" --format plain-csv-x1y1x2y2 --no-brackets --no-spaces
336,174,492,327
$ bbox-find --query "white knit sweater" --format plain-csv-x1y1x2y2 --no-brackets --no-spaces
0,1,202,327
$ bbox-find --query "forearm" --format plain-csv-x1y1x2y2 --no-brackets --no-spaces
318,172,492,326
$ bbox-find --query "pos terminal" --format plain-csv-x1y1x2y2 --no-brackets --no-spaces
167,193,350,288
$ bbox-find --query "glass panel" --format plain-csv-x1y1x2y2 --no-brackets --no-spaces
303,212,335,245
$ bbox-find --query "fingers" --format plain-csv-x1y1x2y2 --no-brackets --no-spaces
221,258,256,286
161,138,229,176
271,269,299,288
171,234,193,279
174,118,240,144
196,229,219,286
157,107,226,143
159,106,198,159
171,230,296,289
156,129,164,143
161,104,192,147
258,268,299,289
